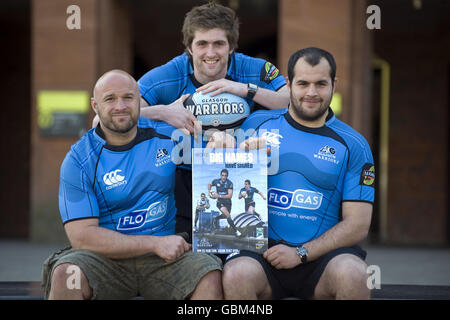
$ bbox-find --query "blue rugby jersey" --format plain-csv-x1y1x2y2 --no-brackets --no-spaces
58,118,178,236
138,52,286,125
240,108,375,245
239,186,259,202
210,178,233,196
138,53,286,171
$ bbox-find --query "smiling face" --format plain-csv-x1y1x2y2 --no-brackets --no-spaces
188,28,233,84
288,57,335,127
91,71,140,142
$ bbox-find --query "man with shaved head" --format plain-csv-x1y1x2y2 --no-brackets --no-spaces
42,70,223,300
92,70,140,138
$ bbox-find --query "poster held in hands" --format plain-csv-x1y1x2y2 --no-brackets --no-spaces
192,148,268,254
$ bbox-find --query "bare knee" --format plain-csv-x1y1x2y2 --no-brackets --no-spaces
223,259,244,288
223,258,250,291
315,255,369,300
190,270,223,300
51,263,76,289
337,257,368,287
49,263,92,300
223,257,271,300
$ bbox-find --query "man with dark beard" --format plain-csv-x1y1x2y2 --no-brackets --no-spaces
222,47,375,300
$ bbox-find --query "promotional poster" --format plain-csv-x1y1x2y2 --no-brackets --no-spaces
192,148,268,254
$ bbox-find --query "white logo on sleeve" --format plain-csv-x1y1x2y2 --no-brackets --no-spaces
103,169,127,190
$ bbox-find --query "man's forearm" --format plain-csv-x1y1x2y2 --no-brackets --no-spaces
220,190,233,199
253,86,289,110
303,219,369,262
140,105,167,122
69,224,160,259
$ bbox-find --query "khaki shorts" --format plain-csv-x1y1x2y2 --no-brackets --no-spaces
42,247,222,300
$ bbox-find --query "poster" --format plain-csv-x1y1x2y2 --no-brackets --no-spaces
192,148,268,254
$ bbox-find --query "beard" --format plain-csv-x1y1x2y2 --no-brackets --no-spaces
100,112,138,134
289,91,332,122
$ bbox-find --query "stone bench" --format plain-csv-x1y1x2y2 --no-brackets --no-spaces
1,282,449,300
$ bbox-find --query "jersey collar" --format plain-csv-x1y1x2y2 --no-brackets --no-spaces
283,107,347,146
284,107,335,132
188,53,235,88
94,125,140,152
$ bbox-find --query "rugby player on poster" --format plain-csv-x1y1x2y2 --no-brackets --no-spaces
193,193,210,232
238,179,266,215
208,169,241,237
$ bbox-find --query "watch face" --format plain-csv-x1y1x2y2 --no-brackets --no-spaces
296,247,308,263
247,83,258,100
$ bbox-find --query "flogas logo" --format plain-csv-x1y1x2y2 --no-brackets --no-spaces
268,188,323,210
117,197,168,231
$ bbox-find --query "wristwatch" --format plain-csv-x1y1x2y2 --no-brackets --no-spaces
247,83,258,100
296,246,308,264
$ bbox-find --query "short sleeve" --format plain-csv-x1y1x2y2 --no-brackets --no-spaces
257,60,286,91
234,53,286,92
137,55,187,106
58,153,99,224
342,139,375,203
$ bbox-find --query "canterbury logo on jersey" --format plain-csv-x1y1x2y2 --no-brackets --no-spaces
116,197,168,231
103,169,127,190
261,131,283,148
268,188,322,210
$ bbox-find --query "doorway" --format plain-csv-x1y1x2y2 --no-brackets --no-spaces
0,0,31,238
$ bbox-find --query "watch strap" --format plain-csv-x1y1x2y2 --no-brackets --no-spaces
246,83,258,100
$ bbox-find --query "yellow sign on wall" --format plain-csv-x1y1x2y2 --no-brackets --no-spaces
330,92,342,116
37,90,89,137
